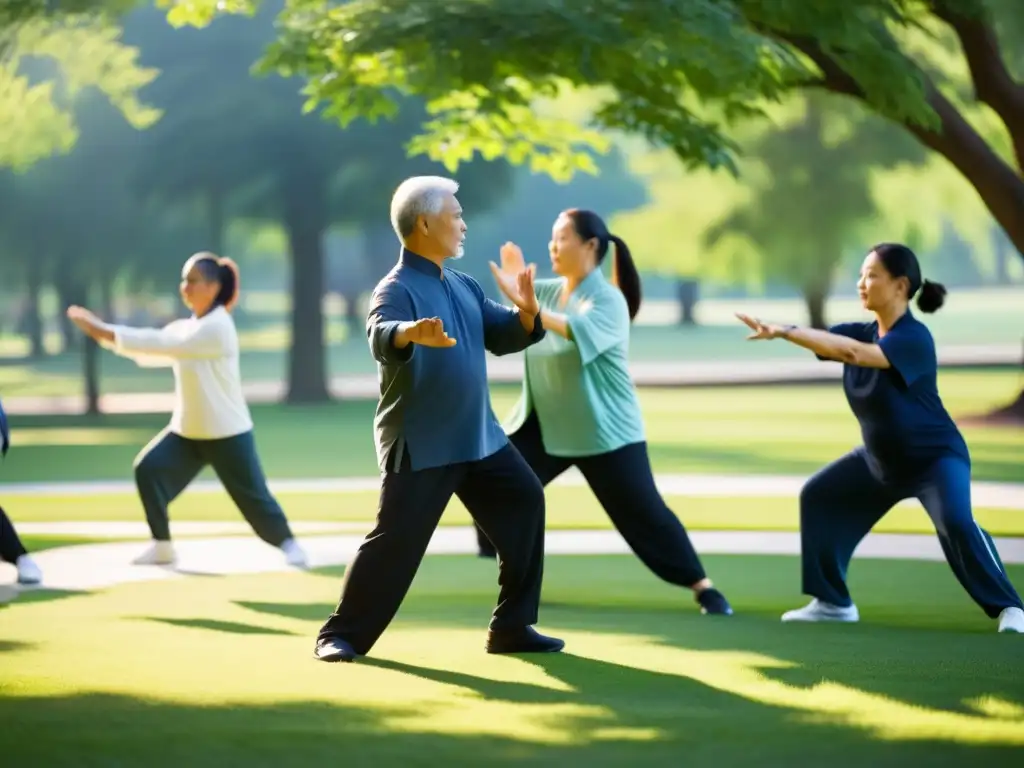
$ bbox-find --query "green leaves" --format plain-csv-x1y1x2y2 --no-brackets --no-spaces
259,0,810,180
154,0,258,28
0,16,160,171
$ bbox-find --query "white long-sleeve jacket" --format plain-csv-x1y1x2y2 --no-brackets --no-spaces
106,306,253,439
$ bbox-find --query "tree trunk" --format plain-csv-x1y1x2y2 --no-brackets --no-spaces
83,335,101,416
99,278,115,321
993,228,1011,285
281,176,329,404
24,257,45,358
803,286,828,330
340,289,362,337
676,278,700,325
55,271,88,353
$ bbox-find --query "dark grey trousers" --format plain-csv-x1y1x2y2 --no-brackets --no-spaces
133,429,294,546
0,506,28,564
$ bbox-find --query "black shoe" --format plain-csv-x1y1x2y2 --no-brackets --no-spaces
477,549,497,559
486,626,565,654
314,636,358,662
696,587,733,616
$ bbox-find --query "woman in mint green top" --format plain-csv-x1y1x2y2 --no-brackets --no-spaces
479,208,732,617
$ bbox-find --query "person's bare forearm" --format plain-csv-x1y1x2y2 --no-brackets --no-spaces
778,325,858,362
540,309,570,339
518,308,538,333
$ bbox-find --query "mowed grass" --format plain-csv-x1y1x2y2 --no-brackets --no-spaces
2,554,1024,766
2,371,1022,483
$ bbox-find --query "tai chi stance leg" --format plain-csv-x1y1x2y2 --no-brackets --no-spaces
202,432,307,567
0,506,41,585
916,457,1024,633
133,430,206,565
578,442,733,615
785,450,900,622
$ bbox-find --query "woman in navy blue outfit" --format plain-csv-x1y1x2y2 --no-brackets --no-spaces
736,243,1024,633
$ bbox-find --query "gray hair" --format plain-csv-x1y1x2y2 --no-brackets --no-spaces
389,175,460,240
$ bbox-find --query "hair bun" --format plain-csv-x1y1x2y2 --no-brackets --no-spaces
915,277,946,314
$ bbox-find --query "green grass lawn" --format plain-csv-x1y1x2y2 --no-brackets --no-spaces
3,372,1022,483
2,289,1022,397
2,554,1023,766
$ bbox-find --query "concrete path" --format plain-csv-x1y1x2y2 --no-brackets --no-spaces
5,470,1023,597
3,343,1019,415
5,470,1024,508
6,527,1024,595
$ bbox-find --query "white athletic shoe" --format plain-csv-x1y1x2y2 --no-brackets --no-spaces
281,538,309,569
16,555,42,585
782,598,859,623
997,607,1024,633
133,540,176,566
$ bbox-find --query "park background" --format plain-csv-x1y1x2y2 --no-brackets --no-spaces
1,2,1024,766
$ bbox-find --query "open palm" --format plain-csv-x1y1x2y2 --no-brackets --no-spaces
489,242,539,314
735,313,780,340
498,241,535,278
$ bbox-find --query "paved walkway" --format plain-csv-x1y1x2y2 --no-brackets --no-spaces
3,344,1019,415
5,470,1023,596
6,527,1024,595
5,470,1024,508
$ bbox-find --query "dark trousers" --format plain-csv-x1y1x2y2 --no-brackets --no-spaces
476,412,707,587
133,429,294,546
0,506,28,564
318,442,546,655
800,449,1023,617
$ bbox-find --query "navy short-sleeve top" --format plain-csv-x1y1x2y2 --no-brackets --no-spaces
825,311,969,481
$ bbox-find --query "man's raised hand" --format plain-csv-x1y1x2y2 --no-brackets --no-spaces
393,317,457,349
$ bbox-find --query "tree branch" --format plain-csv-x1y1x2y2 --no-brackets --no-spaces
931,0,1024,172
781,32,1024,259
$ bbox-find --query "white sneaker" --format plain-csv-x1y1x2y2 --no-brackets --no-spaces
997,607,1024,633
133,540,176,566
16,555,42,585
782,598,859,623
281,538,309,569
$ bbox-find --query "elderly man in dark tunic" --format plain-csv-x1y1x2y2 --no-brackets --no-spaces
315,175,564,662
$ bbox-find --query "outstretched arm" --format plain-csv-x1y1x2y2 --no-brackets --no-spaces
736,314,891,368
67,306,226,361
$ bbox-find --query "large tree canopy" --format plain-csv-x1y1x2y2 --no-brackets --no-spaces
159,0,1024,259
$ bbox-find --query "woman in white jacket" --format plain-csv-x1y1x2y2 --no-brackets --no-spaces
66,252,308,569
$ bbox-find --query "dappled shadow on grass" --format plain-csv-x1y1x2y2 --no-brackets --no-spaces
0,587,85,608
0,639,35,652
238,554,1024,748
1,678,1020,767
4,556,1024,764
135,616,299,637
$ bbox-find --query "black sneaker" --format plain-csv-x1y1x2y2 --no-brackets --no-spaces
486,626,565,654
696,587,734,616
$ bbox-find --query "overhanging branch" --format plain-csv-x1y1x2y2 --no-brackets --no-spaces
931,0,1024,172
777,32,1024,258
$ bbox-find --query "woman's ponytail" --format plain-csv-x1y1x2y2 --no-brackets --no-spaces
608,234,642,321
216,257,241,311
